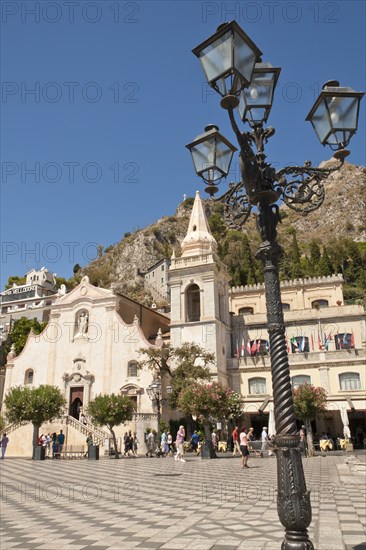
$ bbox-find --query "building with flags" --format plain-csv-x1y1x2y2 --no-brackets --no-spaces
229,275,366,439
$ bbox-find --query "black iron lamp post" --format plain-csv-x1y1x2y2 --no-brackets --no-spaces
146,381,172,448
187,21,364,550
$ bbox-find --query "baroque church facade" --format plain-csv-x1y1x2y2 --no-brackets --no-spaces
2,192,366,455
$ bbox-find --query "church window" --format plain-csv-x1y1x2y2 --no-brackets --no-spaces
128,361,138,377
186,284,200,322
24,369,34,385
249,377,267,394
291,375,311,389
339,372,361,391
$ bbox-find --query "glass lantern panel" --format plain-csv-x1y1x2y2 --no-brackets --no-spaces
215,141,234,175
191,139,216,173
326,130,352,146
326,96,359,130
245,71,275,106
216,73,243,97
247,107,267,123
311,100,332,143
233,32,257,83
199,30,233,83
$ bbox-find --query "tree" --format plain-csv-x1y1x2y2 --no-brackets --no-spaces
87,393,135,458
318,247,333,276
3,317,47,357
5,275,26,289
4,385,66,452
0,413,6,433
178,381,245,457
290,232,303,279
293,383,327,457
73,263,82,274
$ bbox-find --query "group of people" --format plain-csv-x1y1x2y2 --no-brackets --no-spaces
37,430,65,458
232,425,274,468
123,431,139,456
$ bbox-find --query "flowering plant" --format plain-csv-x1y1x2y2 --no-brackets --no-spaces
178,381,244,421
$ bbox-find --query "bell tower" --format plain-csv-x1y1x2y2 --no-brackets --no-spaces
168,191,231,383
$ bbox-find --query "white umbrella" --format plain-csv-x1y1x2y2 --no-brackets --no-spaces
340,406,351,439
268,402,276,438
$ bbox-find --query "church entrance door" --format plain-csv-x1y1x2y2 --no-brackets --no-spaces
69,387,84,419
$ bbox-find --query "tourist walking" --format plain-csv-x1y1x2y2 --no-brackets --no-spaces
132,432,139,456
161,430,168,454
247,427,261,457
85,432,93,457
0,433,9,459
167,432,173,455
52,433,59,458
261,426,270,457
191,430,199,452
239,426,250,469
232,426,240,456
175,425,186,462
57,430,65,453
146,430,155,457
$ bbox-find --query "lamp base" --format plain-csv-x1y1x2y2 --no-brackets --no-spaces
220,95,240,110
333,148,350,160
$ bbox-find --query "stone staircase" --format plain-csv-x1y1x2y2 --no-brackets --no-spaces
61,415,110,446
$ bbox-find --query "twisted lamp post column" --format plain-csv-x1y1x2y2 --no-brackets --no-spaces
186,20,363,550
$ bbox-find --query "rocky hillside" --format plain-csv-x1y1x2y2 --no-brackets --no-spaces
83,162,366,304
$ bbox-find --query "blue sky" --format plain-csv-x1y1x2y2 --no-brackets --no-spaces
1,0,365,288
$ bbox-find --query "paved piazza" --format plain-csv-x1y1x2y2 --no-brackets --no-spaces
0,453,365,550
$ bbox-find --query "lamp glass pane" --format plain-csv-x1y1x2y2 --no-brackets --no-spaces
191,138,216,172
233,32,257,83
245,71,275,107
326,96,359,131
199,31,233,83
216,140,234,175
311,100,332,143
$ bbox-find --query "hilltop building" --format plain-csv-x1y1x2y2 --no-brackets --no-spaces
1,193,365,455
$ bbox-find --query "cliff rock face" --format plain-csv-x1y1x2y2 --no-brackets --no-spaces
84,163,365,302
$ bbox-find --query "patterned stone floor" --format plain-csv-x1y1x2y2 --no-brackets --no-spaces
0,453,365,550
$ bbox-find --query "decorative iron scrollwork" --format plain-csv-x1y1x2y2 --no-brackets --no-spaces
215,180,252,229
274,158,344,215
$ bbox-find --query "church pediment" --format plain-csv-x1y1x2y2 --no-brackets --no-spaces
56,276,114,305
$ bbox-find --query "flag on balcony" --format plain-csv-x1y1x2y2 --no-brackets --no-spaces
300,336,306,352
337,335,343,349
285,336,290,353
350,330,355,348
251,340,257,355
265,340,270,353
291,336,298,350
246,339,251,355
318,333,323,350
343,332,348,346
311,334,315,351
324,334,329,351
241,338,245,357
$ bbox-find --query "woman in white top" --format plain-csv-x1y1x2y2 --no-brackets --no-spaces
239,426,250,469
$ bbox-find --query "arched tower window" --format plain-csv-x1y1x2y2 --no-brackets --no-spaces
238,307,254,315
24,369,34,385
186,284,201,322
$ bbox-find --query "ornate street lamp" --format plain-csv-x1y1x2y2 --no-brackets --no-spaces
146,381,172,449
187,20,364,550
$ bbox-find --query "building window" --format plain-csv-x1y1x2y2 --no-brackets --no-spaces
128,361,138,377
291,375,311,389
291,336,309,353
312,299,329,309
339,372,361,391
282,303,290,311
249,377,267,395
238,307,254,315
186,284,200,322
335,333,355,350
24,369,34,385
161,278,164,284
161,265,164,271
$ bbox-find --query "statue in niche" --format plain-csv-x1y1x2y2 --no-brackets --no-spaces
75,311,89,337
